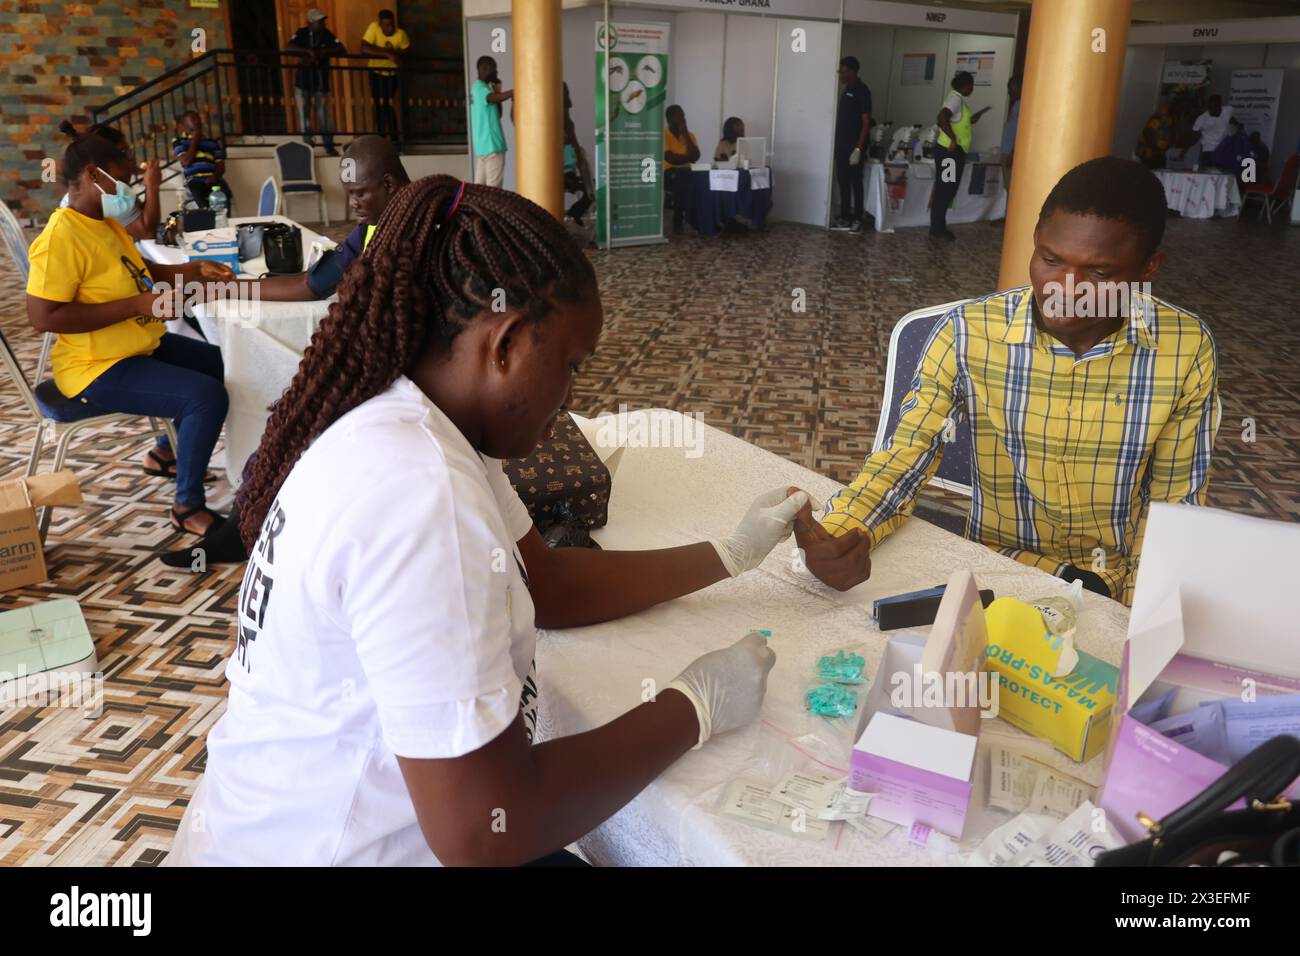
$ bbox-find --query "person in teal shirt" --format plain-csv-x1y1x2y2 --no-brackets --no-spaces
471,56,512,188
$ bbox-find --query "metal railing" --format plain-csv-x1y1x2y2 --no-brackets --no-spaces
92,49,466,172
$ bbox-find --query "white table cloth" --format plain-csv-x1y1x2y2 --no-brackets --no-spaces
1153,170,1241,219
536,411,1130,866
139,216,336,482
195,296,332,485
866,160,1007,233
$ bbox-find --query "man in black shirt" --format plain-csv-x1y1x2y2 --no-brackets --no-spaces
288,9,346,156
833,56,872,232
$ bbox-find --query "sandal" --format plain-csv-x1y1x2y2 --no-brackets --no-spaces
170,504,226,536
144,449,217,483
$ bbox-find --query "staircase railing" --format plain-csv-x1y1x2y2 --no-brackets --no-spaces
92,49,466,171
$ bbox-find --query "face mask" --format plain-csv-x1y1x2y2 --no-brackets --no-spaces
93,170,136,221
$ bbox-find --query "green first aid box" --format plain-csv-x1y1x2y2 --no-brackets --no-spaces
0,599,97,688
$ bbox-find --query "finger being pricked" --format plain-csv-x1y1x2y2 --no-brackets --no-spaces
788,487,832,540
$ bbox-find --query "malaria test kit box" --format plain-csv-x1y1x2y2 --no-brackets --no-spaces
850,571,988,838
984,607,1117,763
0,471,82,592
1097,504,1300,842
183,228,241,275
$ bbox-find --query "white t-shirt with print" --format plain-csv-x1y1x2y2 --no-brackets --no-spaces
170,376,537,866
1193,106,1234,153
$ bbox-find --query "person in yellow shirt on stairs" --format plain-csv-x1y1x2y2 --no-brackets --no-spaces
361,9,411,147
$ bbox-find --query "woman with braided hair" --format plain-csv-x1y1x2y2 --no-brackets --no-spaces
171,175,809,867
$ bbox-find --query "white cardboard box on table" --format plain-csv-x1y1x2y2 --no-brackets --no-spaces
850,570,989,838
1097,503,1300,842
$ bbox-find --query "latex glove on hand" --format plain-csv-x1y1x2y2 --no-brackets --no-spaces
711,486,811,577
668,632,776,748
790,487,872,591
849,147,862,166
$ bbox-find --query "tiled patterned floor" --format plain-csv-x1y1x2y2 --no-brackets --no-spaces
1,212,1297,866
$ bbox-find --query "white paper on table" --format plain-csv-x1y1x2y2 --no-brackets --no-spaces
568,411,625,477
748,167,771,191
709,169,740,193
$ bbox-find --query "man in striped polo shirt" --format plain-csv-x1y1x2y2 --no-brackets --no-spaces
173,110,232,211
795,157,1219,606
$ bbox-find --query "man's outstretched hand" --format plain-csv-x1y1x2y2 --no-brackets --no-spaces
789,486,872,591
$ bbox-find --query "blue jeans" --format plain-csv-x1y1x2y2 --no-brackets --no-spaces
79,333,228,508
296,88,335,149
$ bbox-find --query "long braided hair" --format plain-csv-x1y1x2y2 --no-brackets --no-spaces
238,175,597,548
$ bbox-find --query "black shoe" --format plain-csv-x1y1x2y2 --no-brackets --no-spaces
157,513,248,569
829,217,853,232
324,146,340,157
929,229,957,241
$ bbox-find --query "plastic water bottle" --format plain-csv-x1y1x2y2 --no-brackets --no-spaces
211,189,228,228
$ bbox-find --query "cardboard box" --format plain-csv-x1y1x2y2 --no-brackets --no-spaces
1097,503,1300,843
0,471,82,592
184,230,241,275
984,635,1117,763
851,711,977,837
850,570,988,838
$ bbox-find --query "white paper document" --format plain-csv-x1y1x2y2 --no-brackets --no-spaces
709,169,740,193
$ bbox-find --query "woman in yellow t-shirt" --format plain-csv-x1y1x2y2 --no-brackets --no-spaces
25,134,233,536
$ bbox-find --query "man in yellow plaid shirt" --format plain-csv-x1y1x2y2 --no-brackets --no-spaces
795,158,1218,605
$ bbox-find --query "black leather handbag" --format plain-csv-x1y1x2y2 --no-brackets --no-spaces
1096,735,1300,867
503,414,610,549
262,223,303,274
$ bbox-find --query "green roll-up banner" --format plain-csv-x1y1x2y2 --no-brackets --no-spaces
595,20,670,248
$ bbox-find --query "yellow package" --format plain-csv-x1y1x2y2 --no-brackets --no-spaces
984,597,1117,762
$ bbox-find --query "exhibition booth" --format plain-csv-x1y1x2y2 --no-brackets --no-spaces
1112,15,1300,223
462,0,1019,241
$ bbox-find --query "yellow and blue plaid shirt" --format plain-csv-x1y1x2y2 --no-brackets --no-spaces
822,287,1219,605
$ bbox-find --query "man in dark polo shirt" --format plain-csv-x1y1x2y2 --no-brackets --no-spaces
156,136,410,569
833,56,873,233
252,136,410,303
287,8,345,156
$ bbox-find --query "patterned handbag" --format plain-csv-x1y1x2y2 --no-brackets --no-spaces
503,413,610,548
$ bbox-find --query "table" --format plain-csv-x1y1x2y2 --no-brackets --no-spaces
139,215,333,342
536,411,1131,866
685,167,773,236
866,160,1007,233
1153,170,1241,219
140,216,336,483
201,298,332,485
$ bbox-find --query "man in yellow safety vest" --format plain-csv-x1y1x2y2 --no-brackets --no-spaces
932,71,990,241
